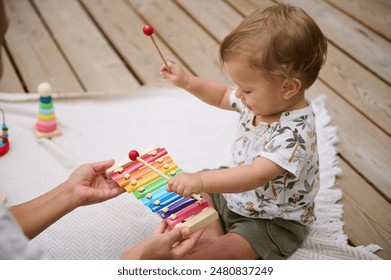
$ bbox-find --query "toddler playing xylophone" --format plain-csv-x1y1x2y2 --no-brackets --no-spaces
106,145,218,233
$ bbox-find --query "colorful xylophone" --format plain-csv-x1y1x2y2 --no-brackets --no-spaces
106,145,218,233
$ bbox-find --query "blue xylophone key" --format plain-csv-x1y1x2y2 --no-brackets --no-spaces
140,184,169,206
157,196,197,219
148,193,183,212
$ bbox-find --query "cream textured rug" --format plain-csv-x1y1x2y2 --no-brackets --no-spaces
0,87,381,259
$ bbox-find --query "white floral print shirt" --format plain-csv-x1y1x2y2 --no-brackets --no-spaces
223,91,320,224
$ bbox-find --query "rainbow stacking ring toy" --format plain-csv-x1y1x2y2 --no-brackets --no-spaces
34,82,61,139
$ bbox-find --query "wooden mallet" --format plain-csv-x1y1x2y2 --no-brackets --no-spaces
128,150,203,203
143,25,171,73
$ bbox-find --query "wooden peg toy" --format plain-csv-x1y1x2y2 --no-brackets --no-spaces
34,82,61,139
106,146,218,233
0,108,10,156
142,25,171,73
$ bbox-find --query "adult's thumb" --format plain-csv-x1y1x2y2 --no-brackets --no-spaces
166,226,189,244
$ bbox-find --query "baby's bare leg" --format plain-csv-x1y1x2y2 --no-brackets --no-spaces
184,232,259,260
183,193,259,259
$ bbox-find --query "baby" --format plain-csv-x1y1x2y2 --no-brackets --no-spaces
160,3,327,259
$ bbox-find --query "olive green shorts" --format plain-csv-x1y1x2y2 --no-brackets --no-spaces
209,193,307,260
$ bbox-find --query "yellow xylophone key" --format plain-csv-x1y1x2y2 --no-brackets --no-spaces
117,156,173,187
124,161,178,193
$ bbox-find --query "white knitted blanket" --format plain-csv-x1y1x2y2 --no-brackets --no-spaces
0,87,381,259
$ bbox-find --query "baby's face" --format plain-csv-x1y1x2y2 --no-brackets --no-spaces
224,58,287,120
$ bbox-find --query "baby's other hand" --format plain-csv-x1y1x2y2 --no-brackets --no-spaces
159,61,190,89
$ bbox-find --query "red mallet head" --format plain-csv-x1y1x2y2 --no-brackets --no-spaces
128,150,140,161
143,25,154,36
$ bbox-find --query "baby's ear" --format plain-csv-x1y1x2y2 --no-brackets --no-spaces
281,78,301,100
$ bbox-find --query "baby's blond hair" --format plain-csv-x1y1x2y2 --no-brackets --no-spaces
220,3,327,91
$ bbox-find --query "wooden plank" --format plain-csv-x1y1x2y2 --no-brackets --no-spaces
4,0,83,93
308,80,391,201
337,160,391,259
80,0,190,85
285,0,391,84
320,44,391,136
127,0,231,85
176,0,243,41
0,46,24,93
308,82,391,258
225,0,272,15
33,0,139,92
326,0,391,41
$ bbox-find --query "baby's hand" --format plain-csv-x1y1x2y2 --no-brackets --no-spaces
167,172,203,197
159,62,190,89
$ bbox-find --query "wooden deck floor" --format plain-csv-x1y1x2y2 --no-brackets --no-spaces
0,0,390,259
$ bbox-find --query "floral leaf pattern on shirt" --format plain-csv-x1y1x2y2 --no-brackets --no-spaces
263,139,281,153
298,179,316,195
245,201,266,217
288,193,305,205
285,128,306,163
293,115,313,131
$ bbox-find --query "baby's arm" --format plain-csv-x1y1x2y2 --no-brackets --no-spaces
160,62,232,111
168,157,284,197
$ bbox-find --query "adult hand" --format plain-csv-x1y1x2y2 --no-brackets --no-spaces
66,160,125,206
9,160,125,239
121,221,204,260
